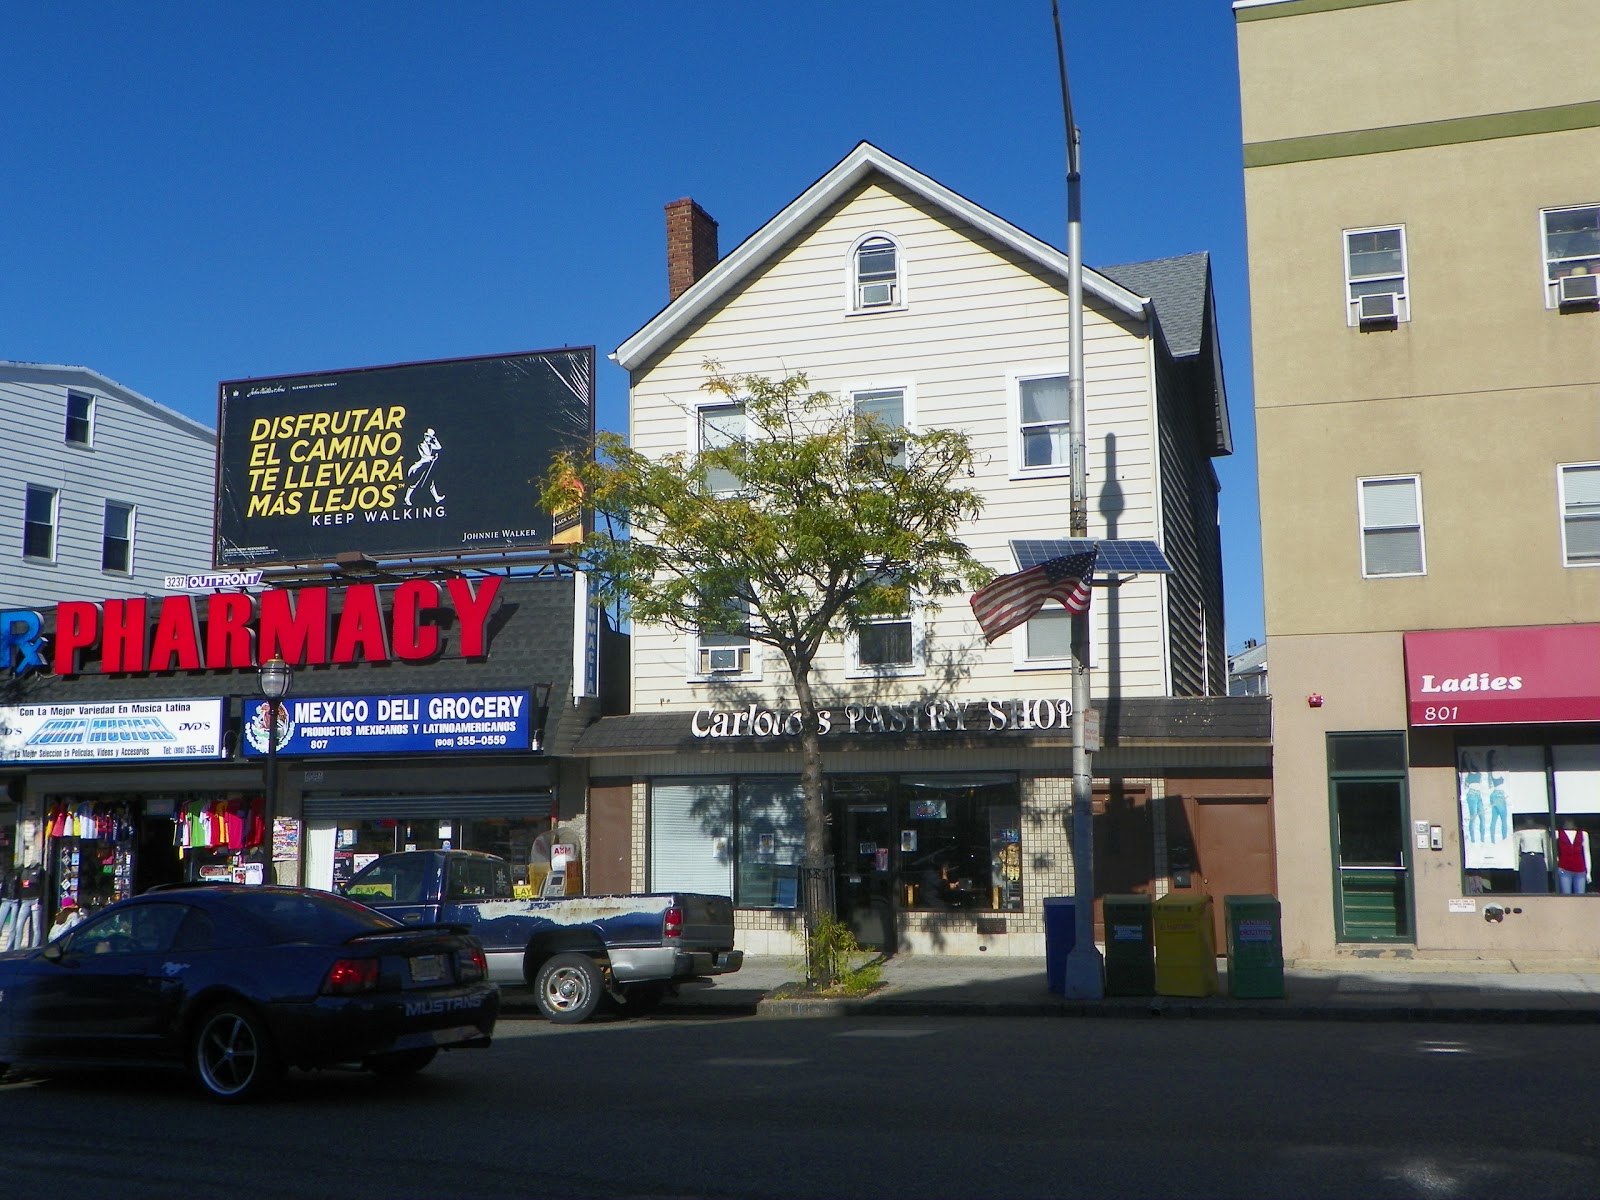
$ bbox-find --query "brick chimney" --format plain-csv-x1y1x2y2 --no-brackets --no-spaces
666,198,719,301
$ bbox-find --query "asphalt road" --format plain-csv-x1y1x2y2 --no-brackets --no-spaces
3,1011,1598,1199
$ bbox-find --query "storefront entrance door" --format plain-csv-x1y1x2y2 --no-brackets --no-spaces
1332,778,1413,942
835,798,896,954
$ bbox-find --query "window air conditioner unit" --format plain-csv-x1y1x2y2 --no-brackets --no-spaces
699,646,747,674
1356,291,1400,323
1558,273,1600,305
858,281,894,308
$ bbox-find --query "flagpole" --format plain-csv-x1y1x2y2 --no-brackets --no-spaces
1054,0,1104,1000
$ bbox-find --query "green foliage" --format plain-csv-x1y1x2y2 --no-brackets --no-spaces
540,363,991,652
799,912,884,995
541,363,992,907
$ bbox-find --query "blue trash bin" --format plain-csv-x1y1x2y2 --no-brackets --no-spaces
1043,897,1076,994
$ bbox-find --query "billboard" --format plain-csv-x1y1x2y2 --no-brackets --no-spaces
216,348,593,567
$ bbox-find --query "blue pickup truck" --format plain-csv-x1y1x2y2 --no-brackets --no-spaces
341,849,743,1023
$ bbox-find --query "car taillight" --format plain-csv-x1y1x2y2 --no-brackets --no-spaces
457,945,487,982
664,907,682,939
323,957,380,995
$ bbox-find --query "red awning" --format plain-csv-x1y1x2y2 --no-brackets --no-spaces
1404,625,1600,727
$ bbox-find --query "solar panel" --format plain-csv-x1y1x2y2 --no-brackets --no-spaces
1010,538,1173,575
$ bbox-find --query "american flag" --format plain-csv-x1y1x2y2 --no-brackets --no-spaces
969,548,1098,643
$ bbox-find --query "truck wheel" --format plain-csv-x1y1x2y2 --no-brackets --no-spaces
535,952,605,1024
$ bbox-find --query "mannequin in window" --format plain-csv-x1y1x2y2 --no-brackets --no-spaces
1514,817,1552,893
1555,818,1592,896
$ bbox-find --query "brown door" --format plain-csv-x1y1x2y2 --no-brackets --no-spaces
1171,788,1276,950
586,780,634,894
1093,784,1152,943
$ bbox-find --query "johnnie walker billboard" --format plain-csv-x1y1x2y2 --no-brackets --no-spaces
215,348,594,567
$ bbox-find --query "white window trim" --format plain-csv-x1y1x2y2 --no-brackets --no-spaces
846,598,927,679
1011,599,1100,671
23,484,59,562
1541,203,1600,309
844,230,908,316
1358,474,1426,579
687,591,761,684
102,501,136,575
65,390,96,447
1343,224,1409,327
847,380,917,469
689,398,748,497
1558,461,1600,568
1006,365,1073,480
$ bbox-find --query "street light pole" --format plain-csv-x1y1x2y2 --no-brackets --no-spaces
258,655,293,885
1054,0,1104,1000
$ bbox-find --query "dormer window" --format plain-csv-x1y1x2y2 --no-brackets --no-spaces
853,236,900,310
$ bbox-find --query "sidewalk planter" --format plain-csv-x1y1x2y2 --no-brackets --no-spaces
1102,894,1155,996
1153,893,1218,997
1043,897,1076,995
1224,894,1285,998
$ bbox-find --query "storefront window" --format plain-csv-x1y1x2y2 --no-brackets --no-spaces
648,777,807,908
893,775,1021,913
649,774,1023,914
1459,743,1600,896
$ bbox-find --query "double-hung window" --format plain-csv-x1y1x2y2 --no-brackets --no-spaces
1344,226,1408,325
853,236,900,310
698,402,746,495
102,501,135,574
695,590,753,678
849,568,923,677
1358,475,1425,577
851,387,907,467
23,485,58,561
1011,372,1070,476
1559,463,1600,566
1542,205,1600,308
65,391,94,445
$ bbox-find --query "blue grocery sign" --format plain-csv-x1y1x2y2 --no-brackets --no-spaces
241,690,535,757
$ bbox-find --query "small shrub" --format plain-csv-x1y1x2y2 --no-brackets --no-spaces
797,912,884,995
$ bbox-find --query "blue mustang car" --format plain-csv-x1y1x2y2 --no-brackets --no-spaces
0,884,497,1102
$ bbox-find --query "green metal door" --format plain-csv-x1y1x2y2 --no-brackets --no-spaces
1327,733,1414,944
1332,779,1411,940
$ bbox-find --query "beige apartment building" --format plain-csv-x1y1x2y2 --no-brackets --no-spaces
1237,0,1600,962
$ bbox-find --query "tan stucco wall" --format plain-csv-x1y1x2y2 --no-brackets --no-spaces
1238,0,1600,147
1241,0,1600,963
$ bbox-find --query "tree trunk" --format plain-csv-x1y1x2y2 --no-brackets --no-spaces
791,664,833,987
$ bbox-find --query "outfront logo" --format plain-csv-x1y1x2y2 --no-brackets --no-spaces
0,610,47,677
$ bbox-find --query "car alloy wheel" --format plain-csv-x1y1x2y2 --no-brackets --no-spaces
191,1003,281,1103
534,952,605,1024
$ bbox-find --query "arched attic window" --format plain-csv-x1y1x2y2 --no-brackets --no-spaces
852,235,901,311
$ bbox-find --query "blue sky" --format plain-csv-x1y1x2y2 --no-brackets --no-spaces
2,2,1263,648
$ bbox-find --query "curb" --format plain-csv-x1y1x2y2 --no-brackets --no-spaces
743,994,1600,1024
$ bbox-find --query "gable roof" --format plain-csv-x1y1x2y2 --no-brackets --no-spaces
1099,253,1233,455
0,359,215,440
613,141,1148,372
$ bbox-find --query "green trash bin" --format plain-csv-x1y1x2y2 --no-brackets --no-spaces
1224,895,1285,999
1102,894,1155,996
1153,893,1218,997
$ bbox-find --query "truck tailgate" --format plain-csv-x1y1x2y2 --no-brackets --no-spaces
675,893,736,949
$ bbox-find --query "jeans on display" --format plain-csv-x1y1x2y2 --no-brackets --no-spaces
1558,869,1588,895
2,899,40,949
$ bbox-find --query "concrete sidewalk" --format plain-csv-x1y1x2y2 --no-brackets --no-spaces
653,953,1600,1023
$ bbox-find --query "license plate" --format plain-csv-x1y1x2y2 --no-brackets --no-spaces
409,954,446,983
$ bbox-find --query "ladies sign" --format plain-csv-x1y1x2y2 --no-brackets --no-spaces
1405,625,1600,726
